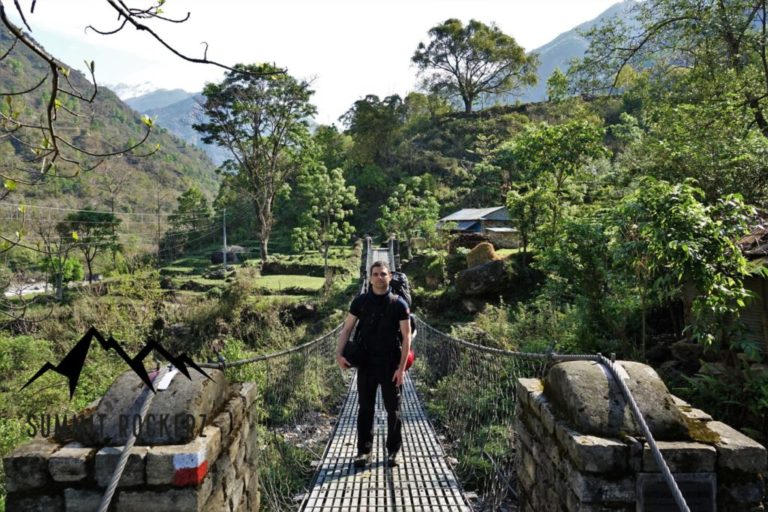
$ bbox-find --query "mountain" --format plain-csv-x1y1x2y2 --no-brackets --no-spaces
125,88,195,112
516,0,637,103
106,81,162,100
0,25,220,214
128,91,229,166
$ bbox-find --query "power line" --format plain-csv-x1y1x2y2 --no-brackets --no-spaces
0,202,224,218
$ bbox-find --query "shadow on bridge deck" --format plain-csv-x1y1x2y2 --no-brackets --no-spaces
300,372,472,511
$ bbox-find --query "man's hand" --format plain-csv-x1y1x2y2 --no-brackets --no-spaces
336,354,351,370
392,367,404,387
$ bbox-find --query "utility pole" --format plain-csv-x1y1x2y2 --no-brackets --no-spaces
222,208,228,271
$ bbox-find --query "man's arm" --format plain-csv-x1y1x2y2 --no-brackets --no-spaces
392,317,412,386
336,313,358,370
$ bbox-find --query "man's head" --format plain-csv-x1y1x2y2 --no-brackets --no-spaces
369,261,392,294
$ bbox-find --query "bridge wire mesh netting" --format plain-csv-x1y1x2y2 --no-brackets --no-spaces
201,324,351,511
410,318,550,510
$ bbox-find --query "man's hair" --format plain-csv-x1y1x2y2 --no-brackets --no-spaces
369,260,391,275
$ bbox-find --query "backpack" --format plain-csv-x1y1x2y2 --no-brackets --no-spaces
390,271,417,341
390,271,412,306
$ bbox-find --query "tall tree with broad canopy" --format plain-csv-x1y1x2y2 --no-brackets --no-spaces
194,63,316,262
292,164,358,279
56,209,120,283
412,18,538,113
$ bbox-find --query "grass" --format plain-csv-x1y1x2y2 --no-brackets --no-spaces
496,248,521,258
254,275,325,292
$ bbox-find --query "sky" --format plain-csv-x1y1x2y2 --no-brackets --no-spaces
8,0,621,125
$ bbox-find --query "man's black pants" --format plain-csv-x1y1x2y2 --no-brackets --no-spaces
356,361,402,455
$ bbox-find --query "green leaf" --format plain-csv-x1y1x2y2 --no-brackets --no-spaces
71,231,79,241
2,179,16,191
141,115,154,128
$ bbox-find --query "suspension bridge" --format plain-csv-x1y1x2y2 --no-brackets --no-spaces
5,238,763,511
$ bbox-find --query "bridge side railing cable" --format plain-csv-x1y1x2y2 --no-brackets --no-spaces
413,318,690,512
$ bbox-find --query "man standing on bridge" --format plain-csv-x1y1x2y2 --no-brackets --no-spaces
336,260,412,468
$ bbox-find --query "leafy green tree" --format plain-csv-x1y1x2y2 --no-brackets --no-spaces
412,19,538,113
292,165,358,277
378,176,440,257
498,120,608,243
56,210,121,283
546,68,569,102
609,178,753,352
169,187,212,232
195,63,316,262
505,184,550,271
340,94,406,166
621,101,768,204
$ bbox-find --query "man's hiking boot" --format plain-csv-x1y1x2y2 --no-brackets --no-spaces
387,452,399,467
354,452,371,468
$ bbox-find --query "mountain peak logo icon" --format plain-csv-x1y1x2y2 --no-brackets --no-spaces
21,326,211,399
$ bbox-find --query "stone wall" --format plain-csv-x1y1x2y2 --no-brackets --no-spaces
515,361,767,512
4,371,261,512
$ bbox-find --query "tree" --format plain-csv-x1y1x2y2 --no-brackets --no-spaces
610,178,753,352
546,68,569,102
56,209,121,283
292,165,358,278
340,94,406,166
497,120,608,243
412,19,538,113
505,184,549,271
195,63,316,262
572,0,768,138
378,176,440,258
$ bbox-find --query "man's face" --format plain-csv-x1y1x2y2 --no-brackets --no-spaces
370,266,391,292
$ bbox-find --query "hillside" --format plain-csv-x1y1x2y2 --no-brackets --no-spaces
517,0,636,103
0,25,220,213
134,92,229,166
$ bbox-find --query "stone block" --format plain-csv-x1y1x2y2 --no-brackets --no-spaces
565,458,635,503
49,442,95,482
719,474,764,503
213,410,232,439
82,368,227,446
516,378,543,414
64,488,102,512
95,446,148,487
146,432,219,486
642,441,716,472
229,478,245,511
5,493,63,511
237,382,258,408
544,361,688,439
3,438,59,492
116,482,211,512
556,422,628,473
707,421,767,472
226,396,245,429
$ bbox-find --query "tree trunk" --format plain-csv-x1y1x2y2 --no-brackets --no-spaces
55,273,63,302
86,258,94,284
260,237,269,262
323,243,330,285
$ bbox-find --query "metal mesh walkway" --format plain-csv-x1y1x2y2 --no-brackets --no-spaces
300,371,471,511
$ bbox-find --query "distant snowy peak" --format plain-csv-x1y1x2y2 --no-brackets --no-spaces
106,81,160,100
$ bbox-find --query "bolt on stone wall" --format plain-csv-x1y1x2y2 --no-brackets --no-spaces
3,370,262,512
515,361,767,512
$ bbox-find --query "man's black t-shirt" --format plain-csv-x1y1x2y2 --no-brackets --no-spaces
350,289,409,362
